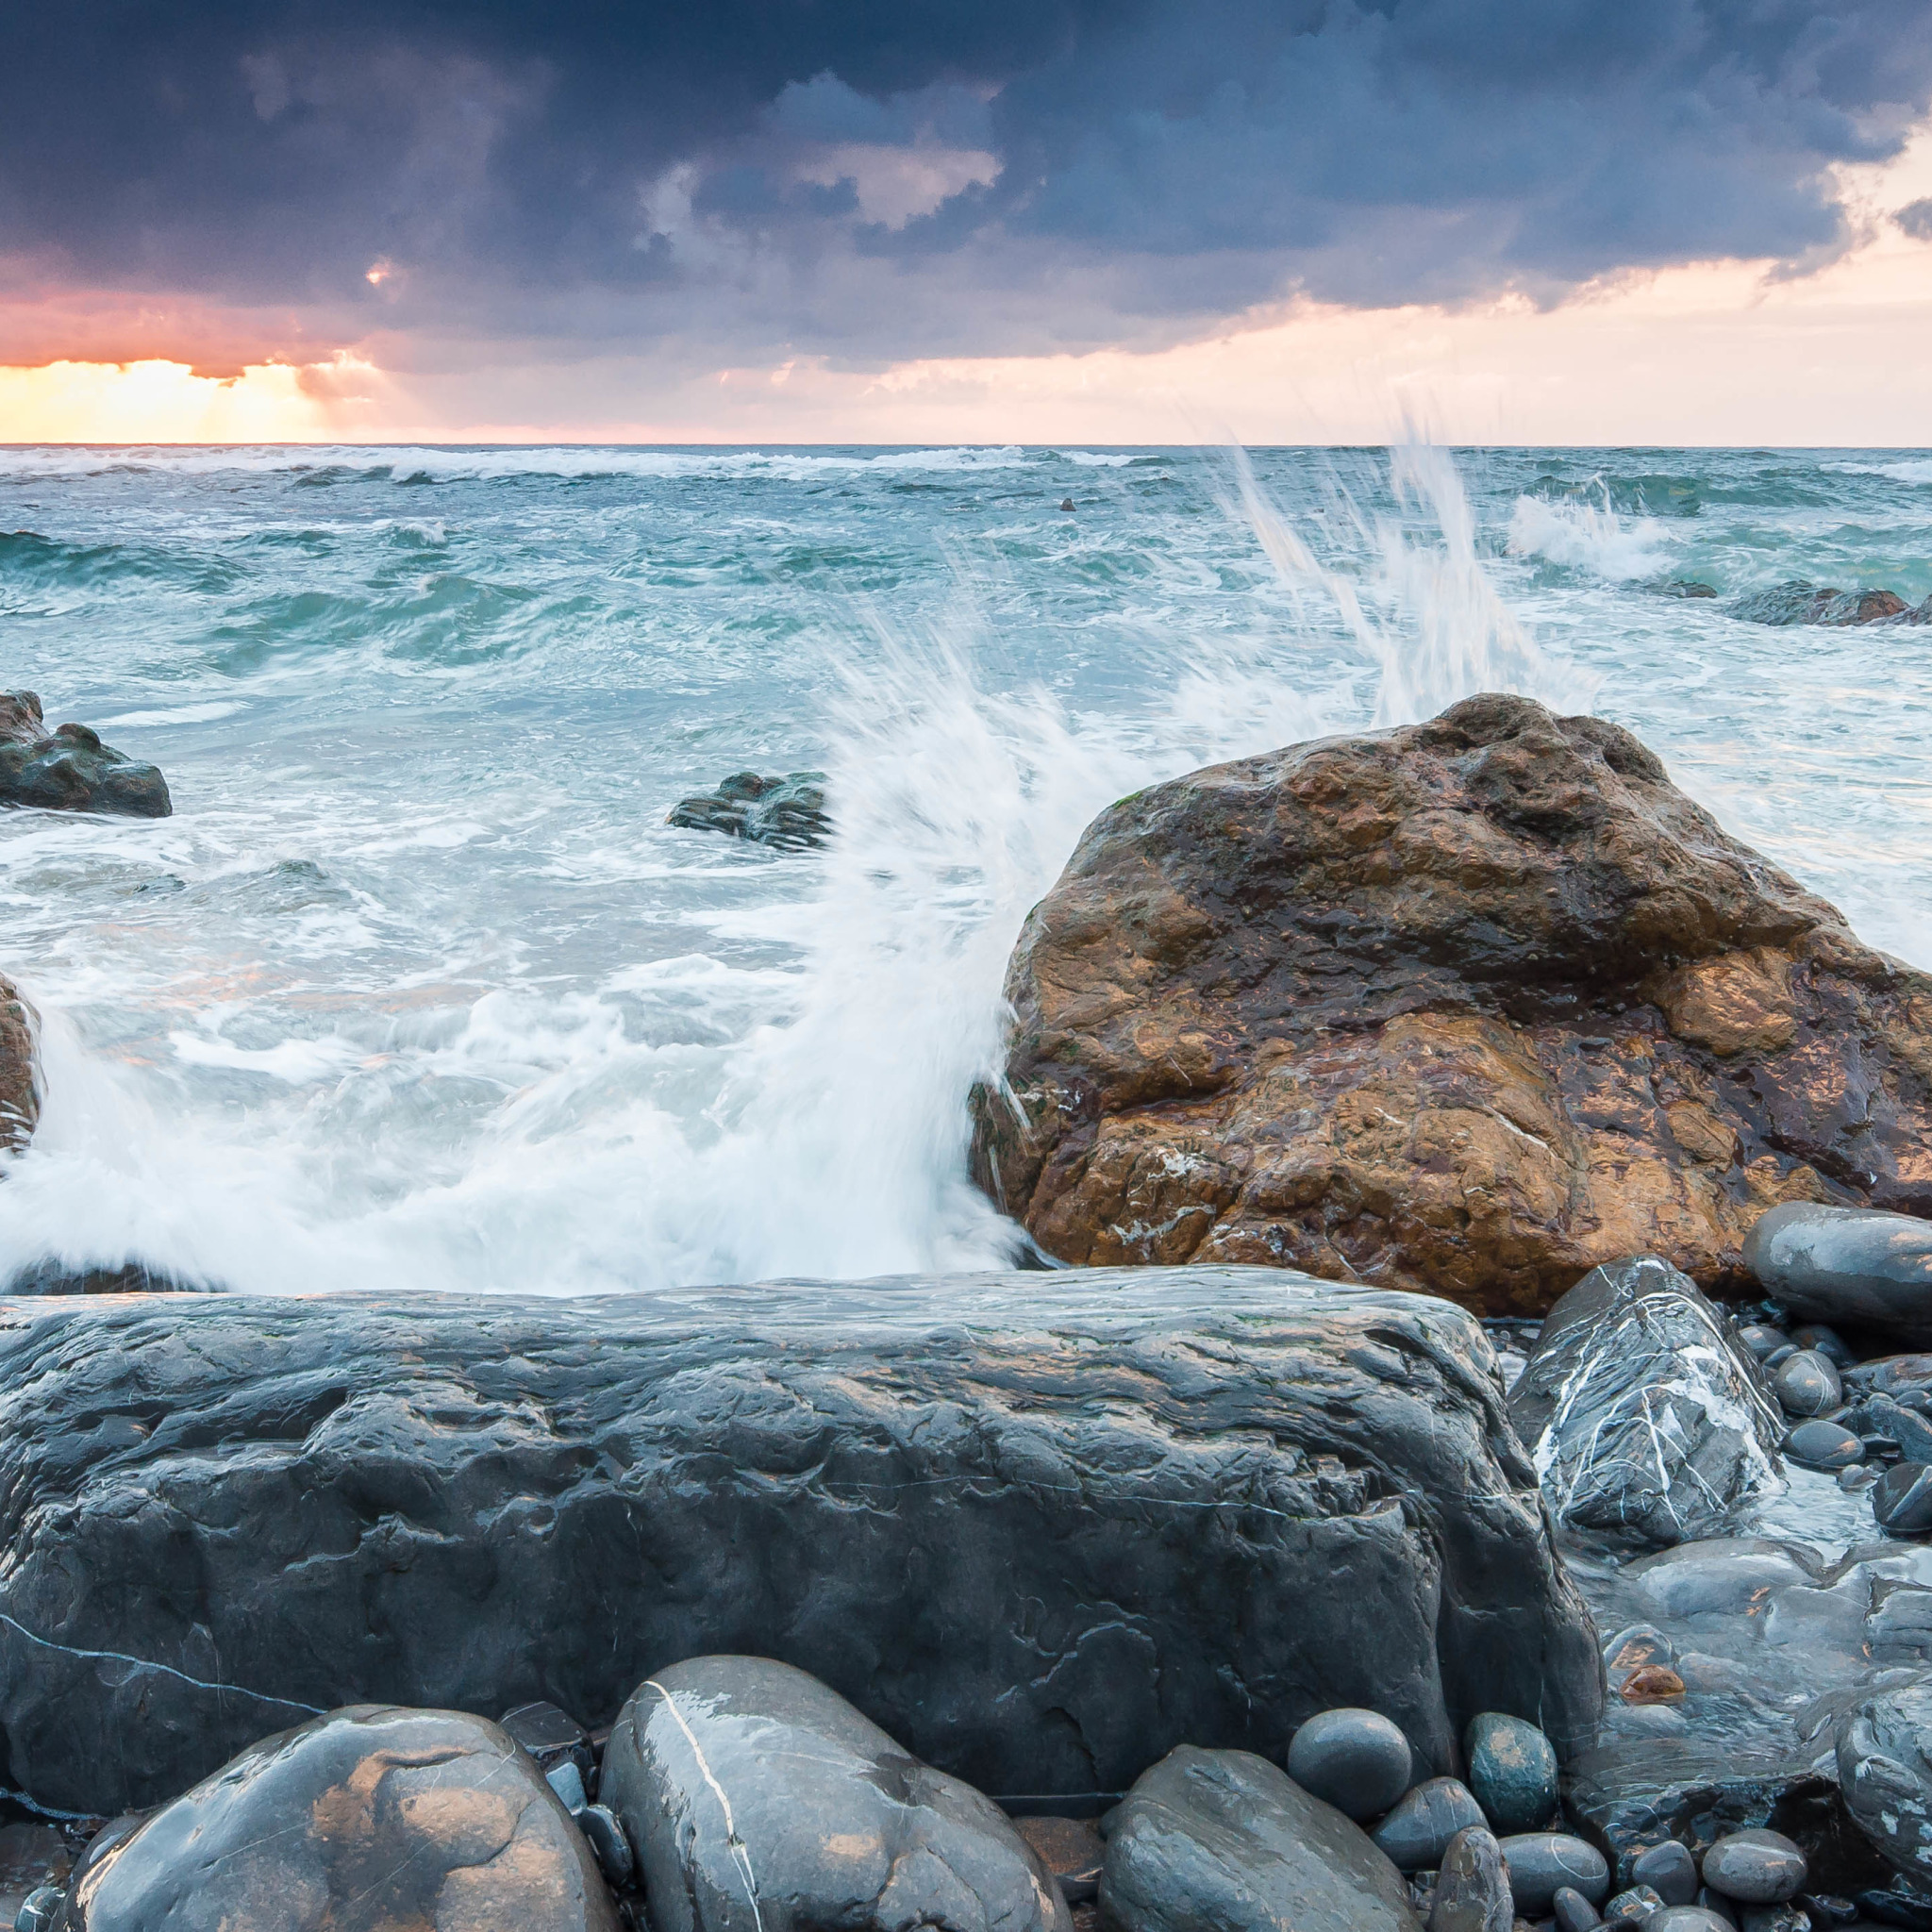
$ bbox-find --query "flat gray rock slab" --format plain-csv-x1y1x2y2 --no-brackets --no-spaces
0,1270,1601,1814
1746,1204,1932,1344
603,1654,1070,1932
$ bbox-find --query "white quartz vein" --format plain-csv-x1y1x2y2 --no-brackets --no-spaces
0,1611,325,1713
647,1676,767,1932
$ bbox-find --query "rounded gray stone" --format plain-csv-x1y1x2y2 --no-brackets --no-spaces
1875,1461,1932,1535
1699,1828,1806,1905
1737,1325,1788,1362
1648,1911,1738,1931
1553,1885,1602,1931
1429,1825,1510,1932
1287,1708,1414,1822
1463,1712,1557,1835
1500,1833,1610,1911
1631,1839,1700,1906
1782,1418,1863,1470
1789,1324,1857,1369
1772,1350,1841,1418
1745,1202,1932,1345
1372,1776,1486,1872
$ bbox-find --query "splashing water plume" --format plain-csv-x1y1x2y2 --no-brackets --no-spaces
6,439,1892,1297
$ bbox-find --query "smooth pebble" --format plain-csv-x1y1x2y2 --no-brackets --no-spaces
1699,1828,1806,1905
1464,1712,1558,1834
1373,1777,1486,1872
1874,1461,1932,1534
1631,1839,1700,1906
1287,1707,1413,1821
1500,1833,1610,1911
1429,1825,1511,1932
1772,1349,1841,1417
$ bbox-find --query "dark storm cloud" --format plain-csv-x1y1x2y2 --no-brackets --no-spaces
3,1,1929,362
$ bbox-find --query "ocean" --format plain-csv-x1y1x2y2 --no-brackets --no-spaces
0,441,1927,1298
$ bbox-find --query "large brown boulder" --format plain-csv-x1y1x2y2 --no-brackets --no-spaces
970,692,1932,1314
0,974,35,1154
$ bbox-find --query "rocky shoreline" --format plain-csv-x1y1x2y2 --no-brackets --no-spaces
6,694,1932,1929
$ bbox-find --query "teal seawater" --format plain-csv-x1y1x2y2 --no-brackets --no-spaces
0,442,1927,1295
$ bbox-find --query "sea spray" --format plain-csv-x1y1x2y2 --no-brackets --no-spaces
0,441,1925,1294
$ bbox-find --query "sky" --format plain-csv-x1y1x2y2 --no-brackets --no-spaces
3,1,1931,444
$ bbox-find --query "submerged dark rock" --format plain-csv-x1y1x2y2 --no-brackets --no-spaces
667,770,827,849
1507,1255,1785,1546
0,691,170,818
1729,582,1911,627
0,1270,1602,1815
54,1705,619,1931
603,1654,1071,1932
1099,1744,1422,1932
1746,1204,1932,1346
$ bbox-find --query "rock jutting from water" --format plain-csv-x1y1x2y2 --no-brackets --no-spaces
666,769,828,849
54,1705,620,1932
1727,582,1917,626
1506,1255,1785,1546
0,691,171,818
0,1269,1601,1815
969,691,1932,1315
0,973,36,1154
603,1654,1071,1932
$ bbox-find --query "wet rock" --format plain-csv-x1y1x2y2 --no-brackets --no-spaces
1783,1420,1863,1471
1560,1739,1859,1895
1375,1778,1490,1871
0,1273,1603,1817
1857,1885,1932,1928
971,691,1932,1312
1662,581,1719,600
1747,1207,1932,1347
1774,1351,1844,1418
667,770,828,850
17,1890,62,1932
1620,1662,1687,1705
1633,1840,1702,1905
575,1805,633,1890
1874,1466,1932,1536
1466,1713,1559,1833
1728,583,1911,627
0,974,36,1155
1499,1834,1611,1912
0,692,170,818
500,1699,595,1783
1099,1744,1422,1932
1841,1393,1932,1464
1287,1707,1414,1821
1555,1886,1605,1930
52,1704,618,1931
1431,1825,1512,1931
1605,1883,1666,1922
1790,1325,1857,1370
1740,1325,1792,1362
604,1656,1068,1932
1701,1829,1807,1903
1837,1677,1932,1886
1653,1912,1738,1931
0,1823,70,1932
1507,1256,1784,1546
1015,1819,1103,1906
0,1259,201,1295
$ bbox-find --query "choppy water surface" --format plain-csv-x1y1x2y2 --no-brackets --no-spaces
0,442,1927,1295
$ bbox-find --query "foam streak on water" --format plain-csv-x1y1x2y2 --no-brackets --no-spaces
0,441,1927,1295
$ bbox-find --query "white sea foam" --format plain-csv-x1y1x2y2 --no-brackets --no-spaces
1506,490,1672,581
